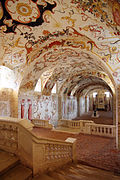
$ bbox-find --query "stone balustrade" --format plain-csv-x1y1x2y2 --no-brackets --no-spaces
58,119,116,137
31,119,53,129
45,143,72,162
31,136,75,174
0,117,76,175
85,123,116,137
0,117,19,154
58,119,93,130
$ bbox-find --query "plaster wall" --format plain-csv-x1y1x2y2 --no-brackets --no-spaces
79,96,85,116
62,96,77,120
18,93,58,126
0,88,18,117
19,93,77,123
87,96,89,112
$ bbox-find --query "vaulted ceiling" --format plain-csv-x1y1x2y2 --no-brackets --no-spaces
0,0,120,95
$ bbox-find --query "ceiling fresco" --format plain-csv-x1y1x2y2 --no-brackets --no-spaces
0,0,120,94
86,86,112,96
20,47,114,93
59,71,113,95
71,85,111,97
71,79,111,97
41,50,107,95
0,0,56,33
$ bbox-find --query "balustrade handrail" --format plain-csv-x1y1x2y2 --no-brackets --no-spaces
58,119,94,129
0,117,73,145
60,119,93,123
86,123,115,128
58,119,116,137
31,119,49,122
19,122,72,145
84,122,116,137
32,119,50,122
0,116,21,122
0,117,75,175
31,118,53,128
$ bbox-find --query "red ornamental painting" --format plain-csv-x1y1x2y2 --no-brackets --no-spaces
112,2,120,26
21,99,25,119
28,99,32,120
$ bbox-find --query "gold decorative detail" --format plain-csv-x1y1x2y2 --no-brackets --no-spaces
0,2,3,20
16,3,32,16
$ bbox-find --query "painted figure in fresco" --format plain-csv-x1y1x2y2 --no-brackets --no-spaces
21,99,28,119
28,99,32,120
21,99,25,118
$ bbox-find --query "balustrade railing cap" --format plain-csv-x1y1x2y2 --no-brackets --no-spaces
0,116,21,122
18,119,34,130
65,138,76,143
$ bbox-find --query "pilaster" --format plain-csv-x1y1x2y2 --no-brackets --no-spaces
113,93,116,125
85,95,87,113
58,95,62,120
77,96,80,117
117,85,120,148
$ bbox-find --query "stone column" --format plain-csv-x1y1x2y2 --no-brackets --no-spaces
117,85,120,149
113,93,116,125
77,96,80,117
85,95,87,113
89,94,93,111
58,95,62,120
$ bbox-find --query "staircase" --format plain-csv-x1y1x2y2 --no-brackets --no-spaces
0,150,120,180
32,163,120,180
0,150,32,180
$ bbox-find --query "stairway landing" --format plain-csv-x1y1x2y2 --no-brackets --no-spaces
0,150,32,180
33,163,120,180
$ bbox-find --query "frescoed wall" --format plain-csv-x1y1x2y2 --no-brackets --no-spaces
18,92,58,126
62,96,77,120
19,92,78,123
0,101,10,117
0,88,18,117
33,95,58,126
0,0,120,140
0,0,119,94
86,96,90,113
79,96,85,116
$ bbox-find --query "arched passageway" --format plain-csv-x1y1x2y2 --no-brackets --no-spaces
0,0,119,149
0,1,120,176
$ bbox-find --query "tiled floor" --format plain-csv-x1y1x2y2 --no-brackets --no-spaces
73,111,113,125
32,126,120,173
33,163,120,180
32,110,119,173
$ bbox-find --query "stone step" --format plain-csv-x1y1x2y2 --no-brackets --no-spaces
32,174,54,180
0,164,32,180
0,150,32,180
0,150,19,176
47,171,70,180
46,163,120,180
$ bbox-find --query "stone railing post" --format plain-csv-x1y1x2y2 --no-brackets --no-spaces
65,138,77,163
116,85,120,149
32,140,45,174
18,119,34,169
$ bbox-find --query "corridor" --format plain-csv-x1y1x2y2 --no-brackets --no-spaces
73,111,113,125
32,127,120,173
